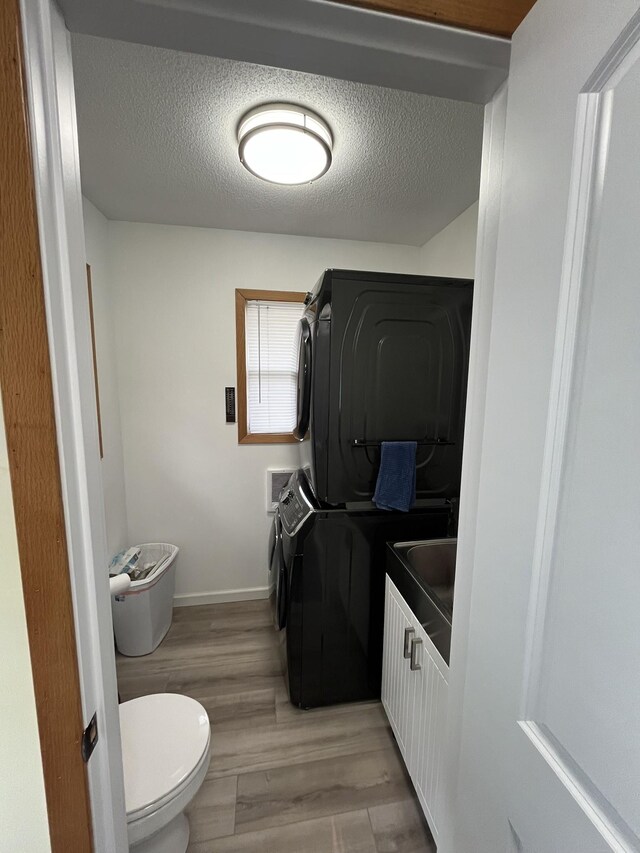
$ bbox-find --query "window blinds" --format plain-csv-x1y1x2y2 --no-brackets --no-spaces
245,300,304,434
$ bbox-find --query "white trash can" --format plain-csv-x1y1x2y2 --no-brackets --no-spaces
111,543,179,656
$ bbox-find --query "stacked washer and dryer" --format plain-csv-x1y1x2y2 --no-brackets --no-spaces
269,269,473,709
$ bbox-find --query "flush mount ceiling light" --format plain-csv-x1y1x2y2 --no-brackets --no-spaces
238,103,333,186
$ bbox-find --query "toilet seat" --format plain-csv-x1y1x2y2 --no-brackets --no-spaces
119,693,211,823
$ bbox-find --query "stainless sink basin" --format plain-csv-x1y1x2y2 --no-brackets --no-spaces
394,539,456,617
386,538,457,664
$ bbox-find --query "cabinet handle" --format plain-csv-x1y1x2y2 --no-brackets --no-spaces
403,627,415,658
410,637,423,671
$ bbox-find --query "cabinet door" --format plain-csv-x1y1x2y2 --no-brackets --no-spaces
381,576,415,759
409,620,448,844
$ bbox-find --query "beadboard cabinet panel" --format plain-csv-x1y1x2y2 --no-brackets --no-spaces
381,577,415,759
381,576,449,842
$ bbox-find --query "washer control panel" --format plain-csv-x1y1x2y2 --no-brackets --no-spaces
280,484,313,535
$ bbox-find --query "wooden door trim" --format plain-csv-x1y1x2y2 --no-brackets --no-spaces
0,1,93,850
327,0,536,38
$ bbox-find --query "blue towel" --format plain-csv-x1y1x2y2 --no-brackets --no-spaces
373,441,417,512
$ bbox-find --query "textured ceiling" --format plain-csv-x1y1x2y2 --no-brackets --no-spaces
71,35,483,246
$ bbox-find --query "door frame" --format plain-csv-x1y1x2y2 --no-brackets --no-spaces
55,0,511,105
16,0,128,849
11,0,511,850
0,1,93,849
438,81,509,852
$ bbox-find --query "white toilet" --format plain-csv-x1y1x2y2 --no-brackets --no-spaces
119,693,211,853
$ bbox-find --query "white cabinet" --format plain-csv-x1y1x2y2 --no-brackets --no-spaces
381,575,448,844
381,575,415,758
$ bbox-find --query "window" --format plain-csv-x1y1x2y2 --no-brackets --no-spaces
235,289,306,443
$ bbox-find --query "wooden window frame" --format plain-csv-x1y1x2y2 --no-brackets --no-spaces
235,288,307,445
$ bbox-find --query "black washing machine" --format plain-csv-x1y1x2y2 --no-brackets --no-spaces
274,469,450,708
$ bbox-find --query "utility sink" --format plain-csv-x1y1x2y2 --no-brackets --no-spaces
393,540,456,615
386,538,457,665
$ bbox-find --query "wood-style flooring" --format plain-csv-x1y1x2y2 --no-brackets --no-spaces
116,599,436,853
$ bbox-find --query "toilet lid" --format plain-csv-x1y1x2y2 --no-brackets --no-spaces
119,693,211,817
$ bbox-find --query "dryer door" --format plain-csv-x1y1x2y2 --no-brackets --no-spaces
293,317,312,440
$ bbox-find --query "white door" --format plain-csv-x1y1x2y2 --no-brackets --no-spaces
20,1,128,849
452,0,640,851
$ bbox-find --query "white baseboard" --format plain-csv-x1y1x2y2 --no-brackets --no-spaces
173,586,270,607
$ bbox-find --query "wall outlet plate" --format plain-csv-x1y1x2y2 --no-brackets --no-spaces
266,468,295,512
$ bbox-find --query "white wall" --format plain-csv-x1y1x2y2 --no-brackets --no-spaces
82,198,128,558
0,392,51,853
419,201,478,278
107,222,429,601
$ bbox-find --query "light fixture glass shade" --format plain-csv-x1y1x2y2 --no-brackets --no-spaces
238,104,333,185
